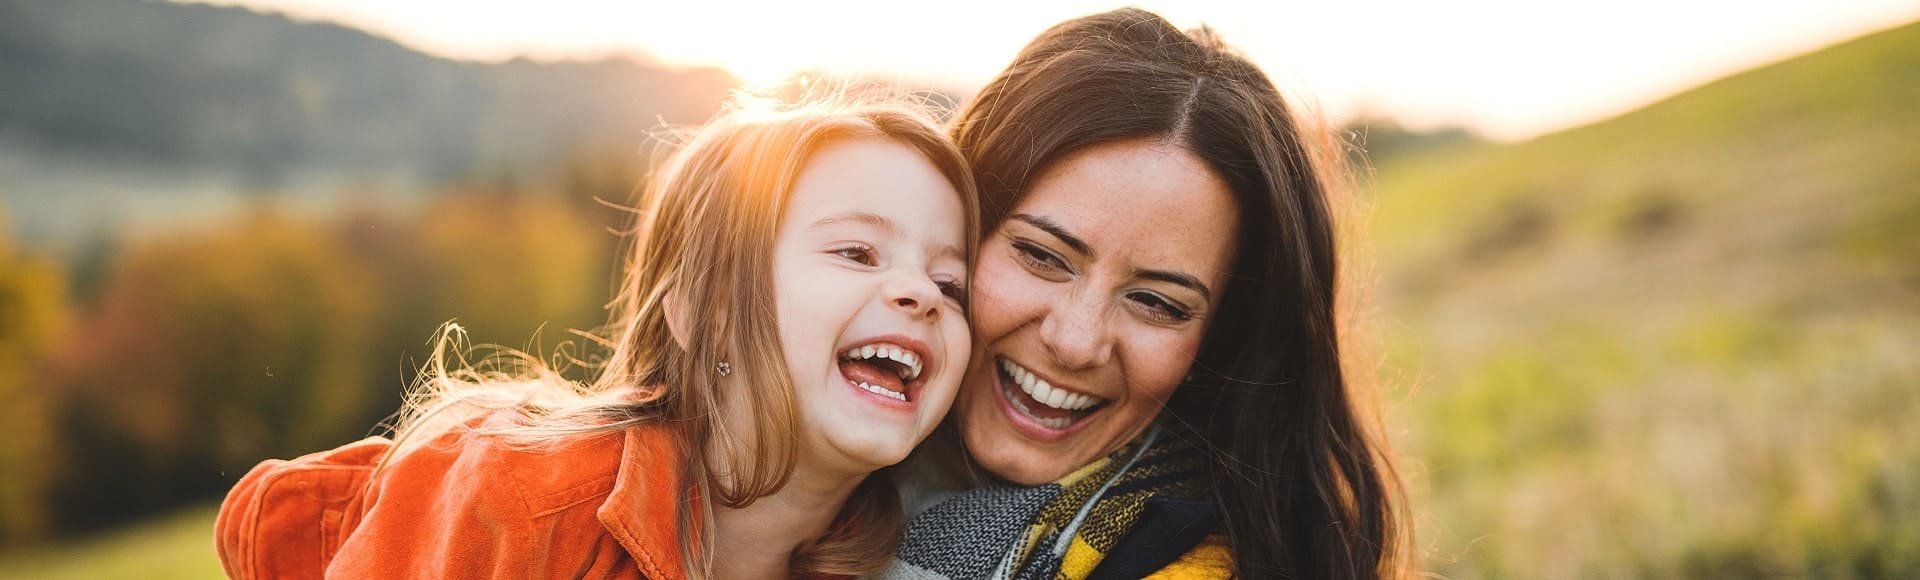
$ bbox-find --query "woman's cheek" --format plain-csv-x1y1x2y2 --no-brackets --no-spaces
969,252,1036,340
1106,323,1195,405
1140,334,1203,399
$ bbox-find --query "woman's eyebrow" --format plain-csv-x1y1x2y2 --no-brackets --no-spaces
1132,267,1212,302
1008,213,1092,257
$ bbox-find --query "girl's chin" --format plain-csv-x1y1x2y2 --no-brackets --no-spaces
807,425,920,470
836,441,913,470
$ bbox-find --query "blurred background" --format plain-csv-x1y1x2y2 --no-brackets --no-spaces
1,0,1915,577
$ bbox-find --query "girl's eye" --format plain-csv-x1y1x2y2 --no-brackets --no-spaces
936,280,970,310
1010,240,1071,275
1127,291,1192,323
832,245,877,266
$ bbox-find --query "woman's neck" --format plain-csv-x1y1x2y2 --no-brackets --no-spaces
705,443,868,579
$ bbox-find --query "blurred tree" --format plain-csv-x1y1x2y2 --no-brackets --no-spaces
0,209,68,545
409,194,611,368
50,207,379,530
332,192,616,432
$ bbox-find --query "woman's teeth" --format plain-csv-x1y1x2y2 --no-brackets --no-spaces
838,343,923,381
1004,390,1069,429
999,358,1105,413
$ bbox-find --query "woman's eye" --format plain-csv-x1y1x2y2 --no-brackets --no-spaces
1010,240,1070,274
832,245,877,266
1127,291,1192,323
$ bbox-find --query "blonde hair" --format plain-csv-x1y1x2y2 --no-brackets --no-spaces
383,90,979,577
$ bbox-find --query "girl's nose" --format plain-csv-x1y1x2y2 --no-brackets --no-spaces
886,275,943,319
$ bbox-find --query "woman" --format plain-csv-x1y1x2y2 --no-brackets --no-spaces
890,9,1410,579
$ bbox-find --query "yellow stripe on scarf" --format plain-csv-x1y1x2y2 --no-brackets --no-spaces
1142,534,1234,579
1058,535,1102,579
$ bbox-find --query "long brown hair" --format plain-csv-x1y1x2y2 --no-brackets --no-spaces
386,92,978,578
952,9,1409,578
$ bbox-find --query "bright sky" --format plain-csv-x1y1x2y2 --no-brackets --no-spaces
190,0,1920,141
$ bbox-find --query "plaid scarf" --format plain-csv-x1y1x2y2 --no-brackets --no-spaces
885,426,1215,579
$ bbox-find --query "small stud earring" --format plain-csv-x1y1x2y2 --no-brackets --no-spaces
716,361,732,376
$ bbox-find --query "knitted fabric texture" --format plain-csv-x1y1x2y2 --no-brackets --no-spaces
886,427,1210,579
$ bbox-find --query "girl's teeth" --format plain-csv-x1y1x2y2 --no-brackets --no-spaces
857,381,906,401
840,343,926,381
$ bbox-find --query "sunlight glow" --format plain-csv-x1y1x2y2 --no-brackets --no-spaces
186,0,1920,140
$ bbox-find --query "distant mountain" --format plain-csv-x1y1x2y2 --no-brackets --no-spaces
0,0,737,244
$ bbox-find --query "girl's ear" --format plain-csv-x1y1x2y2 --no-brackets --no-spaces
664,287,694,350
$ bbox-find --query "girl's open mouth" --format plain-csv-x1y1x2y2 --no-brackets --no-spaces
837,339,928,408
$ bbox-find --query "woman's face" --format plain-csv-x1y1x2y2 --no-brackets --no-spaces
955,138,1238,485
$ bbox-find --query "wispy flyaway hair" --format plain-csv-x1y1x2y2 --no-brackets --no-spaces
384,86,978,578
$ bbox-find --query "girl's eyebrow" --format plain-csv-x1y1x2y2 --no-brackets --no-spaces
815,210,963,262
811,211,896,234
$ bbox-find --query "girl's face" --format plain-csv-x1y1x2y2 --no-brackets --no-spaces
954,138,1238,485
772,136,972,472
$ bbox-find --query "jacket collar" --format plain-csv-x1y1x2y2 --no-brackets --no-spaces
596,423,693,580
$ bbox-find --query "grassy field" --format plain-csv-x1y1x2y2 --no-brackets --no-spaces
1371,19,1920,578
0,507,223,580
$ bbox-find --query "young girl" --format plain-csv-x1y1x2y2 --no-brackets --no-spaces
214,94,980,579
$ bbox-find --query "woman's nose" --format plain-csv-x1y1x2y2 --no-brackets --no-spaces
1037,289,1114,369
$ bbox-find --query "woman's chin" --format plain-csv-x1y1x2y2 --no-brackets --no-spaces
984,452,1069,486
958,428,1071,485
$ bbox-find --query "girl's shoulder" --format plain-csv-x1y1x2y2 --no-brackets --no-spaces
380,420,634,510
216,420,678,579
215,436,393,579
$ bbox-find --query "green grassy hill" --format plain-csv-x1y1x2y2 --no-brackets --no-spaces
1370,20,1920,578
0,506,220,579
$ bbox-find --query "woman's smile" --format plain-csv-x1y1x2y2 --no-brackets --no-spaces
992,355,1108,435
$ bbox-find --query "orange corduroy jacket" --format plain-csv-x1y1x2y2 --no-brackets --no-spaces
214,422,692,579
